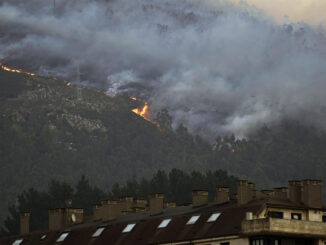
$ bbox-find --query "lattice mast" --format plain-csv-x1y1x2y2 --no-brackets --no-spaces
76,64,82,100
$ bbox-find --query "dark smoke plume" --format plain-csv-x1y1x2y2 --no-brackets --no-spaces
1,0,326,138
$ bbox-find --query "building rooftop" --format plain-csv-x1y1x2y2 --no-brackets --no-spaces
1,179,326,245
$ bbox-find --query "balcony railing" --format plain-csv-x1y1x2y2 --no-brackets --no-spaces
242,218,326,238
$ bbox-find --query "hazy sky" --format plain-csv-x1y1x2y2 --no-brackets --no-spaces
2,0,326,139
230,0,326,26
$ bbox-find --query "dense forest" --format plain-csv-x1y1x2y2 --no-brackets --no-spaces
0,170,237,237
1,70,326,234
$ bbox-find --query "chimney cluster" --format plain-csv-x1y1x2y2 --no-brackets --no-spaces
49,208,84,231
93,197,149,221
91,187,232,222
289,179,322,208
236,180,290,205
19,187,232,234
19,179,323,235
236,179,322,208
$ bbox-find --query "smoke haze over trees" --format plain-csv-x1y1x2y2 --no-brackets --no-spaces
1,0,326,138
1,68,326,237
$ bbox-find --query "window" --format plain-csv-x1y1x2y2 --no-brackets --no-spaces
158,219,171,228
268,211,283,219
291,213,302,220
122,223,136,233
251,238,280,245
12,239,23,245
207,213,221,222
56,232,69,242
186,215,200,225
323,215,326,222
221,242,230,245
274,239,280,245
251,239,264,245
92,227,105,237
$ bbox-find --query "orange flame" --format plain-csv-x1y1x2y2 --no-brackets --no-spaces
132,102,150,120
131,100,159,129
0,62,36,76
66,82,71,87
104,93,159,128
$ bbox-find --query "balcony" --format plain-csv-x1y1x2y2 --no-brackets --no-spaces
242,218,326,238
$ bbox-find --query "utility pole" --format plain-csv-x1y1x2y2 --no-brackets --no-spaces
76,64,82,101
53,0,56,15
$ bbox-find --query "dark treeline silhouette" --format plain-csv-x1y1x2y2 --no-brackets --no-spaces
0,169,237,238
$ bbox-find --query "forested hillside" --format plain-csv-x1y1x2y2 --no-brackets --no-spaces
1,70,326,230
0,70,219,225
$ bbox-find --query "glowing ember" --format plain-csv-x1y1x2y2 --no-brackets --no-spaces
129,96,142,101
0,62,36,76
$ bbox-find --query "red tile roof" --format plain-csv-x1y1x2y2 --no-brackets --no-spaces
1,197,323,245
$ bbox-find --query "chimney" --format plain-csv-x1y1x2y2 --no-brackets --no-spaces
237,180,252,205
49,208,83,230
301,180,322,208
274,187,288,199
93,204,102,221
20,212,30,235
192,190,208,207
119,196,134,213
289,180,302,204
216,187,230,204
101,200,119,221
149,193,164,216
49,209,63,230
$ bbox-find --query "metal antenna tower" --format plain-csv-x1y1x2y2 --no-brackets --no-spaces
76,64,82,101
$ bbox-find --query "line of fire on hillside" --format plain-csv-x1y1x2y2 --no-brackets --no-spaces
0,61,155,124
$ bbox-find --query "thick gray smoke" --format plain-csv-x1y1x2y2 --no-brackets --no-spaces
1,0,326,138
